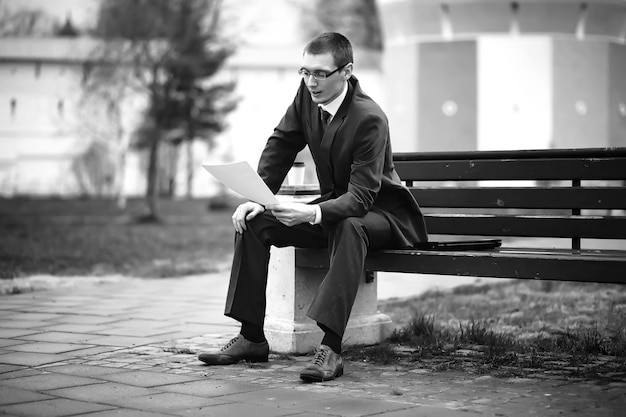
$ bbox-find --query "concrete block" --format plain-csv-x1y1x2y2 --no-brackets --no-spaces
264,246,392,354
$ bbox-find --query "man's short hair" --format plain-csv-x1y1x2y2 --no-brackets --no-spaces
304,32,353,67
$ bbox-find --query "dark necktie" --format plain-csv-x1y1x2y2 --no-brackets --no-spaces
320,108,331,130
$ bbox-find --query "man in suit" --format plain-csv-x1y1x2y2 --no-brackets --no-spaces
198,32,428,382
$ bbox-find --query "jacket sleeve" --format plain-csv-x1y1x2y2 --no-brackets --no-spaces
257,84,308,194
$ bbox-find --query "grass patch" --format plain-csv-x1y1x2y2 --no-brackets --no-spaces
347,281,626,380
344,344,399,365
0,197,240,278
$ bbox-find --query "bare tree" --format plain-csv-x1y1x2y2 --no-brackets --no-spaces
0,0,56,37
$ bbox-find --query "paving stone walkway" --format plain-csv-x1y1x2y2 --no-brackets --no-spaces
1,273,625,416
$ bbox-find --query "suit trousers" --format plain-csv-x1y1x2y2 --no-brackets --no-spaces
224,210,393,337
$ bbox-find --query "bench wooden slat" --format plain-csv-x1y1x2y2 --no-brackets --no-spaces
411,187,626,209
395,158,626,182
424,214,626,239
365,249,626,284
394,147,626,161
295,248,626,284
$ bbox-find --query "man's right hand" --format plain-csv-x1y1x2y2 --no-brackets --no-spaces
232,201,265,234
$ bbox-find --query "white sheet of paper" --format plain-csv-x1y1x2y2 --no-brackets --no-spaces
201,161,278,206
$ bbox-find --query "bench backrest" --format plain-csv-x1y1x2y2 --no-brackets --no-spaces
393,148,626,250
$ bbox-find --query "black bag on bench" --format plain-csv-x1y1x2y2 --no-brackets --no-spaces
413,239,502,251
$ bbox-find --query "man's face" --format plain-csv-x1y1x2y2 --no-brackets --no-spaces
302,52,349,106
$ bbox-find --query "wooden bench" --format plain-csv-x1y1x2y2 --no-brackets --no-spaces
265,147,626,353
296,147,626,285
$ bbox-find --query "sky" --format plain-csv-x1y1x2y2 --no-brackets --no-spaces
4,0,100,28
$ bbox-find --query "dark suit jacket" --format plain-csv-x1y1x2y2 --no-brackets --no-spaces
257,76,428,248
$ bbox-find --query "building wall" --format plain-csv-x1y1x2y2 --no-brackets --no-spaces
418,40,477,151
0,51,150,197
0,60,84,195
379,0,626,152
609,42,626,147
381,43,419,152
553,40,610,149
0,61,80,133
478,36,552,151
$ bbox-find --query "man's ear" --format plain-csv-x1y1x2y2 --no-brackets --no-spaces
343,63,354,79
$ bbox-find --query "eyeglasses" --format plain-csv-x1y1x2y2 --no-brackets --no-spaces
298,63,348,81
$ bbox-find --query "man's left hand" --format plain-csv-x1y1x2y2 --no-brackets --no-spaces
267,203,316,227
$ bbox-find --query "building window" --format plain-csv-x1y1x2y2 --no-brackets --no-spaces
58,99,65,118
10,98,17,119
510,2,520,35
82,62,93,85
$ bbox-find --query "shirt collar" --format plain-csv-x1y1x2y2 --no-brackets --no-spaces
319,81,348,117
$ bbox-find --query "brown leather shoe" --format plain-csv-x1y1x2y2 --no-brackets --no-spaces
299,344,344,382
198,334,269,365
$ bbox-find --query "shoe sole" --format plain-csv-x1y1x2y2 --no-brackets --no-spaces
198,353,269,365
299,366,344,383
244,354,269,363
